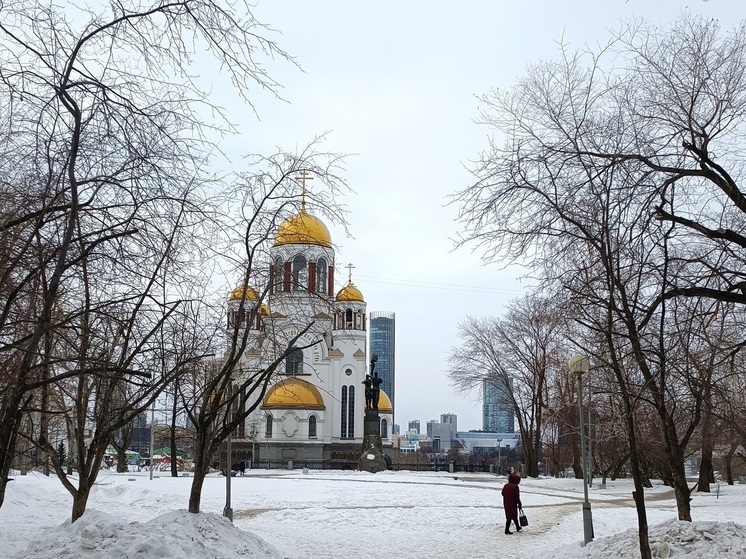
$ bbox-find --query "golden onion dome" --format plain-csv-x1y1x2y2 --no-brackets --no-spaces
229,285,259,301
274,208,332,248
336,281,364,302
262,377,326,410
377,389,393,414
260,303,269,316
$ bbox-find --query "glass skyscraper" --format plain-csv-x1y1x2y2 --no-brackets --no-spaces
483,377,514,433
369,311,395,414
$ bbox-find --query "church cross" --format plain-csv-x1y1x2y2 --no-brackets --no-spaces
296,170,314,211
346,262,355,282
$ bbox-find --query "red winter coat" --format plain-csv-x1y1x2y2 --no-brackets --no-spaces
501,474,522,520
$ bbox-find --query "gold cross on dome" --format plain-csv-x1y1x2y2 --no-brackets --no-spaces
296,170,314,211
346,262,355,282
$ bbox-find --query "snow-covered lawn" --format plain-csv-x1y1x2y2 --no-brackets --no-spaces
2,469,744,558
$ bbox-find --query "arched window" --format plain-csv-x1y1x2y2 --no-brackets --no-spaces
347,386,355,438
272,257,283,293
317,258,327,294
340,386,348,438
265,414,273,438
380,418,388,439
345,308,354,329
308,415,317,438
292,255,307,291
285,347,303,375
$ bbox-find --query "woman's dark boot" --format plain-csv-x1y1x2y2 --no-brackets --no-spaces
505,520,513,535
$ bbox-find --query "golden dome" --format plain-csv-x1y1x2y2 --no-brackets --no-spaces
336,281,364,302
378,389,393,413
260,303,269,315
263,377,326,410
229,285,259,301
274,208,332,248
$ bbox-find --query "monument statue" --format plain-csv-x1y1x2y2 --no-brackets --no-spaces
362,374,373,410
358,353,387,472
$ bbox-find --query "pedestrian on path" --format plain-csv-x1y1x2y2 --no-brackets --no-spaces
502,473,523,534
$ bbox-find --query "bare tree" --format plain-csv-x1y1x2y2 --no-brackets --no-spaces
179,145,350,514
448,295,565,477
0,0,293,512
451,14,746,555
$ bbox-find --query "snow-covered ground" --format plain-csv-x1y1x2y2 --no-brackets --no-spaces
1,469,745,558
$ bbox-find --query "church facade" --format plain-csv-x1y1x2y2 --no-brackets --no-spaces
224,204,393,469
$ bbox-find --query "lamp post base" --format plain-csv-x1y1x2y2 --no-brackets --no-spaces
223,506,233,522
581,502,594,546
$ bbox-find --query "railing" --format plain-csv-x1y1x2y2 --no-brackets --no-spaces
247,459,494,473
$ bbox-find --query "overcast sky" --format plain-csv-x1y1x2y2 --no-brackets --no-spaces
218,0,745,431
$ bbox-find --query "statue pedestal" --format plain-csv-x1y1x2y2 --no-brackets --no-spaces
357,409,387,473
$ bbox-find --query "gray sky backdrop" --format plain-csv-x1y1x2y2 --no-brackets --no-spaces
218,0,745,431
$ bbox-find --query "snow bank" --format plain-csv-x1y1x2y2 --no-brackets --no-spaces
11,509,284,559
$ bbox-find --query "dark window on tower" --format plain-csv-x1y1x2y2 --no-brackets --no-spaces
317,258,327,294
292,255,307,291
345,308,354,329
265,414,273,438
380,418,388,439
272,257,283,294
285,347,303,375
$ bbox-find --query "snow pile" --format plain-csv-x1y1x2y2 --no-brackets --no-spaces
570,519,746,559
10,509,284,559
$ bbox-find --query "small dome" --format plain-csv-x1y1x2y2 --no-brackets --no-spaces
263,377,326,410
336,281,364,302
274,208,332,248
229,285,259,301
260,303,269,316
378,389,393,414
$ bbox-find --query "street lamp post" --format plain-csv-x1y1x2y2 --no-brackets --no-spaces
149,403,155,481
224,379,234,522
497,438,503,474
569,355,594,546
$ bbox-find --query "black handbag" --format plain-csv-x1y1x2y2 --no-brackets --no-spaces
519,507,528,527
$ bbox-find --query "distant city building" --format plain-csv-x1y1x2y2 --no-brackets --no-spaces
483,377,514,433
369,311,395,413
393,424,400,436
440,413,458,433
430,414,458,452
426,419,437,438
408,419,420,434
456,432,519,455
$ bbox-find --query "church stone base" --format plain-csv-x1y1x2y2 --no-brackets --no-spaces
358,409,387,473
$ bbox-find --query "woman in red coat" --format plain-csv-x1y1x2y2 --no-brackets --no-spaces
501,473,523,534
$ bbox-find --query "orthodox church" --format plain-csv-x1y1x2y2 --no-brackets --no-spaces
225,199,393,468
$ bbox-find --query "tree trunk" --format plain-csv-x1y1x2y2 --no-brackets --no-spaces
656,411,693,521
723,443,737,486
697,388,714,492
71,482,92,523
625,405,652,559
171,391,179,478
116,450,129,473
0,395,24,508
697,450,713,493
189,452,212,514
188,429,215,513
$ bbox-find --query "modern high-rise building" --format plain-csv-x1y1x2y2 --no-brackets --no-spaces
483,377,514,433
426,420,436,438
408,420,420,434
369,311,395,411
440,413,458,433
